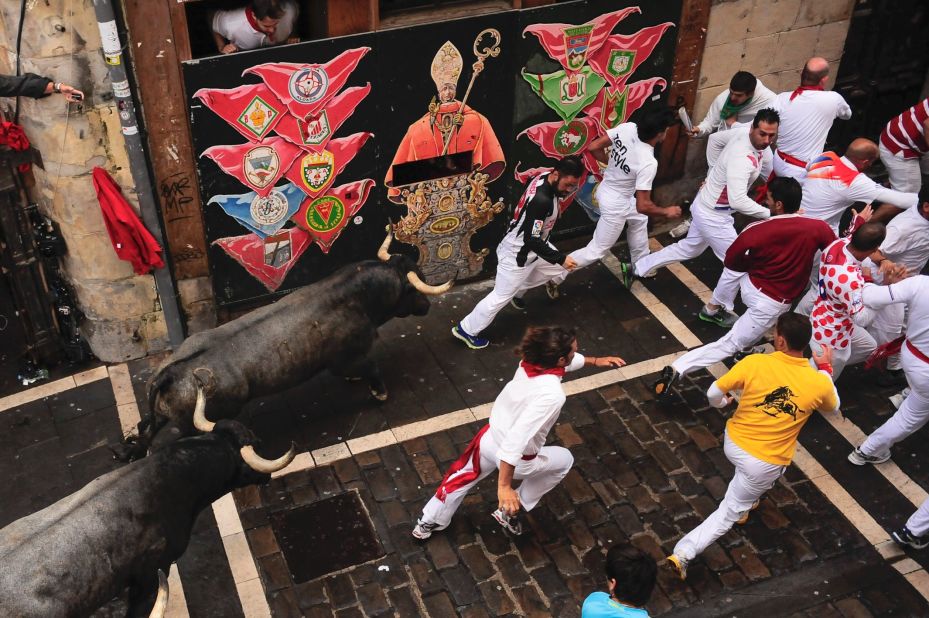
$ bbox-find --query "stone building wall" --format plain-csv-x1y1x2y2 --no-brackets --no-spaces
655,0,855,204
0,1,168,362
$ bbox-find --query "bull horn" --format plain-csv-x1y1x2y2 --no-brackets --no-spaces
407,271,454,295
377,230,393,261
148,570,169,618
192,383,215,433
240,442,297,474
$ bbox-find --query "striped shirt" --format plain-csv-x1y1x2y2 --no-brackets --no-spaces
880,98,929,159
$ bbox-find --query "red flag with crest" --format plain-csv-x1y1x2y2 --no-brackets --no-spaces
244,47,370,121
587,23,675,89
584,77,668,131
274,83,371,152
193,83,286,142
292,179,375,253
282,132,372,197
517,116,602,160
522,7,640,74
201,137,303,197
213,228,313,292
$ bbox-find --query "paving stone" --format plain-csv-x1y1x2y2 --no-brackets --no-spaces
478,579,517,614
549,544,585,577
379,498,411,529
687,425,720,451
350,563,378,586
561,469,596,504
309,467,342,497
261,478,293,513
426,432,458,464
706,448,735,477
565,519,597,552
363,467,398,503
614,432,646,461
497,553,531,587
525,506,563,545
246,525,280,558
596,409,627,436
702,543,733,570
268,587,302,618
601,455,640,488
687,494,718,519
354,450,382,469
422,591,457,617
678,443,719,477
555,423,583,447
282,468,314,491
731,545,771,581
334,606,364,618
625,415,659,444
658,492,692,520
356,582,391,616
410,451,443,485
531,564,572,599
545,486,576,520
459,604,491,618
612,504,644,536
440,563,481,606
234,484,263,509
387,587,420,616
459,544,495,582
685,563,724,600
328,457,359,484
576,425,616,457
477,522,512,556
426,534,459,570
633,456,674,493
294,579,328,609
590,479,624,508
410,554,444,595
643,513,680,544
565,573,599,603
593,522,625,548
655,421,691,447
325,573,358,609
759,499,791,529
549,596,582,618
766,480,799,506
402,436,429,455
780,528,817,565
388,523,424,560
718,567,749,590
511,585,550,617
579,500,609,528
644,585,674,615
303,605,333,618
629,533,664,562
650,442,685,474
626,486,659,514
514,535,552,569
835,597,873,618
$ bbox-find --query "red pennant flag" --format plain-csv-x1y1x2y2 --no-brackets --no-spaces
584,77,668,131
193,83,286,142
243,47,371,121
201,137,303,197
282,132,372,197
522,7,640,74
518,116,602,160
587,23,675,89
292,179,375,253
274,83,371,152
213,228,313,292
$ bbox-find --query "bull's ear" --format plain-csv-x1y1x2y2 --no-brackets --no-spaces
212,419,257,447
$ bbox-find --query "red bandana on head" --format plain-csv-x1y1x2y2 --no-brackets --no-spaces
520,361,566,379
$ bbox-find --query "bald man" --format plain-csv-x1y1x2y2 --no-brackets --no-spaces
772,58,852,180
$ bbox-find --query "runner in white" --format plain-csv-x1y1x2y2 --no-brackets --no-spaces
849,274,929,466
879,97,929,192
690,72,777,137
412,326,624,539
625,109,777,312
452,157,583,349
772,57,852,180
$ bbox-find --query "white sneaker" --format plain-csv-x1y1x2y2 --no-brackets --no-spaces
411,519,446,540
889,387,910,410
669,219,691,238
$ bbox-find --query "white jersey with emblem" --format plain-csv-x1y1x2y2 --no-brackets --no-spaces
694,127,771,220
598,122,657,209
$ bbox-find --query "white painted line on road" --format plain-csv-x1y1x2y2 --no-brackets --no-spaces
0,375,77,413
109,364,142,436
212,495,271,618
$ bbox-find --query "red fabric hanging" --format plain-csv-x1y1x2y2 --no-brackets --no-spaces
92,167,164,275
0,120,32,172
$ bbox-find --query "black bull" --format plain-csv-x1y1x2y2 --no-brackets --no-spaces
0,421,294,618
134,241,451,451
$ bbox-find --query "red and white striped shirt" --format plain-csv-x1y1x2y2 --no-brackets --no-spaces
880,98,929,159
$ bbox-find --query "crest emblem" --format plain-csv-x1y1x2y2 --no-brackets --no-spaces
250,190,290,226
560,72,589,105
563,25,594,71
242,146,280,190
289,67,329,105
300,150,335,193
554,120,589,155
600,87,629,130
263,230,293,267
606,50,636,81
305,195,345,233
300,110,331,146
237,96,279,139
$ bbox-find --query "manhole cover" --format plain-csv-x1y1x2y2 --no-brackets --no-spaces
268,491,385,583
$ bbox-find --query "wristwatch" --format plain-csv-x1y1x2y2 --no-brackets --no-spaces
54,82,62,93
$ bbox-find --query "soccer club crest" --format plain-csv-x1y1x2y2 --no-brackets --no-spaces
522,67,605,123
606,50,636,83
599,87,628,130
292,179,375,253
250,190,290,227
243,146,280,191
237,95,280,140
208,183,304,237
300,150,335,195
517,116,601,160
213,228,314,292
563,25,594,71
300,110,331,146
289,66,329,105
554,120,590,156
304,195,344,235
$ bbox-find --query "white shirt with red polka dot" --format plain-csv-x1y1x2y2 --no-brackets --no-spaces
810,238,868,350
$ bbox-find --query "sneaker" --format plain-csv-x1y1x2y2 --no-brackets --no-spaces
848,447,891,466
641,269,657,279
877,368,908,388
492,508,524,536
618,261,635,289
890,387,910,410
653,366,678,399
510,296,527,311
669,219,691,239
736,499,761,525
452,323,489,350
666,554,688,580
545,281,560,300
891,525,929,550
733,345,767,363
699,306,739,328
411,519,446,540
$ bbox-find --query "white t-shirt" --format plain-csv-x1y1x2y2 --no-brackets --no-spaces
212,2,298,51
695,127,771,220
773,89,852,166
881,207,929,274
598,122,657,209
863,275,929,352
695,80,778,137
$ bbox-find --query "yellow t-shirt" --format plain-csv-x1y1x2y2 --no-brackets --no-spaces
715,352,838,466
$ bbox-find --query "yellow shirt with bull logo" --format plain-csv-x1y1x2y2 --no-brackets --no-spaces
715,352,838,466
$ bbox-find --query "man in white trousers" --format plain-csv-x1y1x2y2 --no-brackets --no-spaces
451,157,583,349
625,109,777,325
526,108,682,296
879,97,929,192
892,498,929,550
689,71,777,138
849,274,929,466
412,326,624,539
652,178,840,398
666,313,839,579
771,57,852,180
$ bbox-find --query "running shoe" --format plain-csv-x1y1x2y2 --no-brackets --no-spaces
891,525,929,550
545,282,560,300
411,519,446,540
653,366,678,399
847,447,891,466
452,323,489,350
736,499,761,525
733,345,767,363
510,296,527,311
699,306,740,328
669,219,691,239
618,261,635,289
889,387,910,410
666,554,688,580
492,508,524,536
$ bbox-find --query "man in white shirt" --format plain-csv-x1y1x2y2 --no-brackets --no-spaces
412,326,624,539
623,109,777,306
212,0,298,55
690,71,777,138
771,57,852,179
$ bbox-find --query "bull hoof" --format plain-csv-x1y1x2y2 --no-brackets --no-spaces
370,388,389,402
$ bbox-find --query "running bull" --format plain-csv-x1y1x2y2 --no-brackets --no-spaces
0,418,294,618
134,233,451,451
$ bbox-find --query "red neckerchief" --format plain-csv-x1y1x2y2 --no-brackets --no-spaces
789,84,824,101
520,361,566,379
245,7,261,32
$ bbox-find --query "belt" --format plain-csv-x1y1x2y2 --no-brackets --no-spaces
906,339,929,364
776,149,808,168
522,453,538,461
755,282,791,305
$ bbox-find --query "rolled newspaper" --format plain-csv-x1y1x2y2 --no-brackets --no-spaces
678,107,694,132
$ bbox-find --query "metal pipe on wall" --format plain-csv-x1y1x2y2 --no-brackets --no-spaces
91,0,185,347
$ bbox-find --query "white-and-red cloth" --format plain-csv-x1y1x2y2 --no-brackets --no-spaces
811,238,869,350
773,88,852,170
880,98,929,159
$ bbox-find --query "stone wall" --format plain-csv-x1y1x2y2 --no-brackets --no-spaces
0,1,168,362
655,0,855,204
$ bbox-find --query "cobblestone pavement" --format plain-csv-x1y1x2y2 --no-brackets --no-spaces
1,235,927,617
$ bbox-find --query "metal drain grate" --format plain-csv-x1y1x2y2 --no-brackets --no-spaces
268,491,385,583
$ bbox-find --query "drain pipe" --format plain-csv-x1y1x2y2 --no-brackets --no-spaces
92,0,185,348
